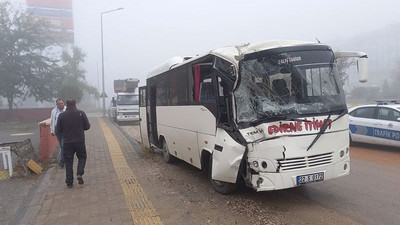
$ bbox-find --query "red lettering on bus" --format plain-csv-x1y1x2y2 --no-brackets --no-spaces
267,119,331,135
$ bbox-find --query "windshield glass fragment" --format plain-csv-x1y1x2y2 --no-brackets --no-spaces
235,50,346,124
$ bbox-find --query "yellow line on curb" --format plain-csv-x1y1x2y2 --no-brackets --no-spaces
98,118,163,225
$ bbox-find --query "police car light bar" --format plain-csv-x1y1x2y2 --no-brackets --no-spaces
375,99,400,105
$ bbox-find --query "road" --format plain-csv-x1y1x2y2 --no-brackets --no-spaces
121,123,399,225
253,144,400,225
299,145,400,225
0,122,40,148
0,122,41,169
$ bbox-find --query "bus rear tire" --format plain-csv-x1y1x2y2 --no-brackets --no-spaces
209,156,237,194
162,139,176,164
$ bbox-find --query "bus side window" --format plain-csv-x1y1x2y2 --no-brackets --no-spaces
192,64,215,103
199,79,214,101
169,67,188,105
156,74,169,106
217,77,229,124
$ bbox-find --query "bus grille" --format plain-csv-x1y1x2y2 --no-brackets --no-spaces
276,152,333,172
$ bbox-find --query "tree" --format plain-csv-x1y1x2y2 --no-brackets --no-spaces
336,58,356,85
56,46,99,103
0,1,60,110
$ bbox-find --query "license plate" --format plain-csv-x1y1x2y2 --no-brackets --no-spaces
296,172,324,185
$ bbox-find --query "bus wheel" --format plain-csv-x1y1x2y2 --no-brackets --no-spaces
162,139,176,164
209,156,237,194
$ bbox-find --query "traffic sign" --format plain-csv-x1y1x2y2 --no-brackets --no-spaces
100,92,108,98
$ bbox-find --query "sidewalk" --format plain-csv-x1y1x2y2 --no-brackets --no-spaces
31,118,162,225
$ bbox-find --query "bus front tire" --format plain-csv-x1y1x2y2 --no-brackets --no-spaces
162,139,176,164
209,156,237,194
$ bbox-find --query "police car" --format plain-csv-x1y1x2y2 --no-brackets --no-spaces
348,100,400,147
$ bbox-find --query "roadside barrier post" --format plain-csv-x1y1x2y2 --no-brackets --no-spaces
38,118,58,163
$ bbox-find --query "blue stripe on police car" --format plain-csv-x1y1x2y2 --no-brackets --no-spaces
350,124,400,141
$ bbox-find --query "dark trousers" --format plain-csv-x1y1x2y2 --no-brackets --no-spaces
56,133,64,164
63,141,87,185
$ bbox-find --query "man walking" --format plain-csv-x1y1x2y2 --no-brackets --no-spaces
56,99,91,188
50,99,66,168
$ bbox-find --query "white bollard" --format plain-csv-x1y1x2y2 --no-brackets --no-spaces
2,152,6,169
0,146,13,177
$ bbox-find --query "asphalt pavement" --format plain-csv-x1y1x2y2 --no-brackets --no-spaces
0,123,40,149
302,158,400,225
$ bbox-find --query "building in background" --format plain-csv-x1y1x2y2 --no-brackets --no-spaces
26,0,74,45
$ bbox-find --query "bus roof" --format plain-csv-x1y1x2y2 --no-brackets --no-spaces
147,40,317,78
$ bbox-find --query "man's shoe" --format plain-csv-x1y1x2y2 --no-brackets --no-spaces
77,175,84,185
59,163,64,169
67,184,73,189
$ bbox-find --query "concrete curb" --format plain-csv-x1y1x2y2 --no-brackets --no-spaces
10,166,56,225
111,121,144,158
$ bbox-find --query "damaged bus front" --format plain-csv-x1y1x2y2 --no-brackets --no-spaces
234,46,351,191
211,44,368,193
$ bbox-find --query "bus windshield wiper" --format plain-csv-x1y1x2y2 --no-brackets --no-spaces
307,113,332,151
306,109,347,151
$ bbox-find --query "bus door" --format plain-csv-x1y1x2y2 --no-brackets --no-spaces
148,84,159,147
139,86,150,148
211,58,247,183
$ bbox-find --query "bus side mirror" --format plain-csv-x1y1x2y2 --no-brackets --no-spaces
335,51,368,83
357,57,368,83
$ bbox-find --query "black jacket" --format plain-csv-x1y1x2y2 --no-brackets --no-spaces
56,107,90,143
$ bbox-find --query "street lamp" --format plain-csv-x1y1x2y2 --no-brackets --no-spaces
101,7,124,117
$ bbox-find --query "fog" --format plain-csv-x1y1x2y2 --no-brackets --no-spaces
72,0,400,97
1,0,400,109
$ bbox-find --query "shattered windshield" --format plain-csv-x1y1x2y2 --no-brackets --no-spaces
235,49,346,124
117,95,139,105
